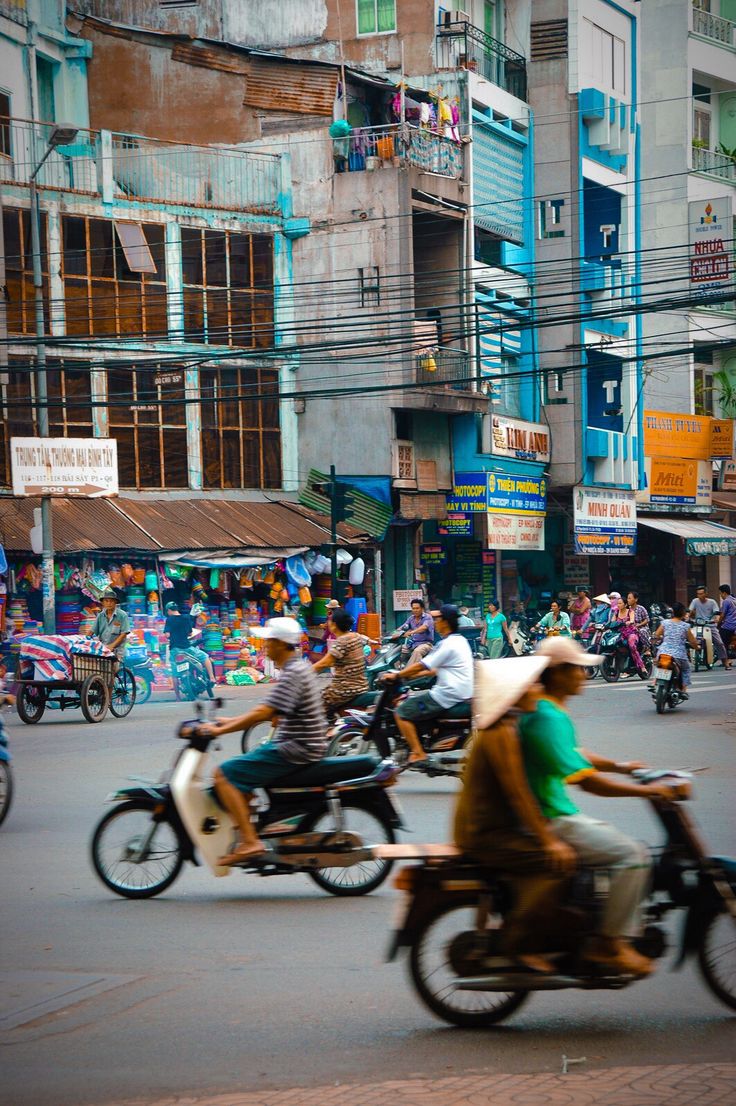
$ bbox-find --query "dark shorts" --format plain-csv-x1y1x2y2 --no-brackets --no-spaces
395,690,445,722
219,743,292,793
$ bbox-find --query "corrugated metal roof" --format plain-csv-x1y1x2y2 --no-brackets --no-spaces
171,42,247,74
0,498,159,553
244,58,338,117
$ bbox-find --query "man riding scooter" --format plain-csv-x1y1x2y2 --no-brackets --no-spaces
164,602,216,692
383,604,473,764
391,598,435,667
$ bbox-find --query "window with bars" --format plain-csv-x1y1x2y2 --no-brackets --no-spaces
0,359,93,485
180,227,274,348
2,206,49,335
107,366,189,489
61,215,167,339
357,0,396,35
200,366,281,489
0,91,11,159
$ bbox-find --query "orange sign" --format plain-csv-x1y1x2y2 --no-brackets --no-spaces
649,458,698,501
711,419,735,459
643,411,712,460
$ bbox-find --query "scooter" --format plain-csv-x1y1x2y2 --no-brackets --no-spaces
599,627,653,683
502,620,534,658
171,630,213,701
651,652,688,713
91,695,402,899
125,646,154,704
0,712,13,827
386,769,736,1027
691,619,716,672
366,637,405,689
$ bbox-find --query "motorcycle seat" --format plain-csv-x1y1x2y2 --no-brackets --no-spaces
438,701,471,720
272,755,381,790
349,690,379,708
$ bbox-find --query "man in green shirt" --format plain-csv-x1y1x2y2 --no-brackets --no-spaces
518,636,690,978
91,588,130,663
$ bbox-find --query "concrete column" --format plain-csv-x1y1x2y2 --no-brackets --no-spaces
185,366,202,490
273,231,298,492
165,221,184,338
46,209,65,337
90,361,107,438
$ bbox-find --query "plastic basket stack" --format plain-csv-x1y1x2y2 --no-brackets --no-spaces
125,588,147,617
223,637,242,676
311,574,332,624
203,620,224,683
56,592,81,636
7,598,29,634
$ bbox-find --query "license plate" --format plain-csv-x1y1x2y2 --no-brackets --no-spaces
655,668,672,681
176,663,188,674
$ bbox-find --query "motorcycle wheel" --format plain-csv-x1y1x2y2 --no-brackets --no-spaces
409,897,530,1028
0,761,13,827
698,911,736,1012
134,674,152,705
304,799,395,896
583,664,599,681
240,720,277,754
655,683,668,714
109,666,137,718
601,655,620,683
327,726,372,757
16,685,46,724
91,800,184,899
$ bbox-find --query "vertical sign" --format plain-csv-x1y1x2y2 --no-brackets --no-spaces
689,196,734,298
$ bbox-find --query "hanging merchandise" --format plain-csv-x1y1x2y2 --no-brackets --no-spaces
209,569,220,590
298,586,312,606
349,557,366,586
83,569,111,601
144,570,158,592
335,549,354,566
285,555,311,589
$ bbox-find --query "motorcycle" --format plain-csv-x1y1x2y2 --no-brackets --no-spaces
599,627,653,683
125,646,154,704
171,631,213,701
651,652,687,713
690,619,716,672
386,769,736,1026
328,677,472,778
0,713,13,827
366,637,405,689
502,620,534,658
573,622,606,680
91,696,402,899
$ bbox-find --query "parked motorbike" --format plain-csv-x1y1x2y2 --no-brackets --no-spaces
502,620,534,658
171,631,213,701
328,677,472,778
91,697,402,899
651,652,687,713
387,769,736,1026
125,646,154,704
0,714,13,827
691,619,716,672
599,627,653,682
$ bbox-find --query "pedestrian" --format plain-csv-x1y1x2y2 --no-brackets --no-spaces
567,588,591,634
718,584,736,658
481,599,513,658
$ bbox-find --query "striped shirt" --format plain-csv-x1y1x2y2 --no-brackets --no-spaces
326,631,369,701
265,657,328,764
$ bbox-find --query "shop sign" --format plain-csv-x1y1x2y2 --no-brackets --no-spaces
687,537,736,556
419,543,447,565
446,472,487,513
689,197,734,297
711,419,735,459
438,513,472,536
643,410,713,461
720,460,736,491
487,472,547,516
640,458,712,506
10,436,119,497
482,550,497,608
456,542,483,591
573,485,637,556
490,414,551,464
487,513,545,551
154,370,184,387
392,589,424,611
563,546,590,588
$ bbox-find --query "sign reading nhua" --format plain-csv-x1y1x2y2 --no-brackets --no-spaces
689,197,734,297
11,437,119,497
573,485,637,556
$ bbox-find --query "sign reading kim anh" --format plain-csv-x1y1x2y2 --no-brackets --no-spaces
689,197,734,297
573,485,637,556
490,414,551,464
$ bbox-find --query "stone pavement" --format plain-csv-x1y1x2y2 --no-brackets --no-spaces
100,1063,736,1106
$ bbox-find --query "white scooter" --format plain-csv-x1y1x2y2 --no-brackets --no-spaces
91,697,402,899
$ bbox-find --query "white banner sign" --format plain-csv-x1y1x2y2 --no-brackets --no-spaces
487,513,545,551
11,437,119,497
689,196,734,297
490,414,551,464
392,589,424,611
574,485,637,555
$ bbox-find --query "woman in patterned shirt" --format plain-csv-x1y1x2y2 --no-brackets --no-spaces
312,607,370,719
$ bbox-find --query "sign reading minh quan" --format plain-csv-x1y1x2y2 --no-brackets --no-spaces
11,437,119,497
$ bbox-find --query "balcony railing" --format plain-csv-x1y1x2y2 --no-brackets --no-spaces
0,116,282,214
416,347,474,391
0,0,27,24
337,123,464,180
692,144,736,182
435,20,527,101
691,4,736,46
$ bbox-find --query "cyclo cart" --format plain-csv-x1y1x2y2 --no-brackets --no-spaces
14,635,136,724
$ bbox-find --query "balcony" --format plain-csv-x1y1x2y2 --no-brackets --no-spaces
0,116,282,214
691,4,736,47
692,144,736,182
337,124,464,180
416,347,474,391
435,20,527,101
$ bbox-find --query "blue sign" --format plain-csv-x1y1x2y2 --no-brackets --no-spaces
447,472,487,513
586,349,623,434
487,471,547,516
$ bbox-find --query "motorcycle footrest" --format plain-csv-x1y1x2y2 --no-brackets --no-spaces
452,972,633,992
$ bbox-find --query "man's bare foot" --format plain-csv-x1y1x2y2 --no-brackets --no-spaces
585,936,654,977
408,751,428,763
219,841,268,866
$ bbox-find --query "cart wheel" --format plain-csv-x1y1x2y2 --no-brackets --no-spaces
17,685,46,724
80,675,110,723
109,666,137,718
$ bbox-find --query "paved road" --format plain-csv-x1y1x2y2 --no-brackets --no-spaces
1,671,735,1106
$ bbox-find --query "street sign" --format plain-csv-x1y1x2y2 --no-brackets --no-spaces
10,437,119,497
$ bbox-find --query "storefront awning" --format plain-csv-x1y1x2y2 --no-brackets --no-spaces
159,549,309,568
638,517,736,556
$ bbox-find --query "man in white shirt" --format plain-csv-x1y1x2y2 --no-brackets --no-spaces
688,585,731,671
384,604,474,763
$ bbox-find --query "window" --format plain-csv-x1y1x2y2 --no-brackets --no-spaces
538,199,565,239
359,266,380,307
181,227,274,348
693,83,713,149
582,20,625,95
0,91,11,159
694,365,715,417
357,0,396,35
2,206,49,335
107,365,188,489
200,366,281,489
61,216,167,339
36,57,56,123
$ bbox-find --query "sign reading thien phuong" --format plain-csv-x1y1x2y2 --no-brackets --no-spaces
11,437,119,497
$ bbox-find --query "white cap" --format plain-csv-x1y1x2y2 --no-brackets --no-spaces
474,655,550,730
536,636,603,667
252,617,304,646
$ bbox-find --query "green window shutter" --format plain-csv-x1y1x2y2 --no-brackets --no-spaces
377,0,396,32
358,0,376,34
